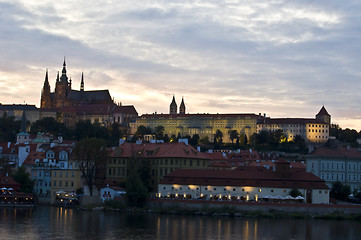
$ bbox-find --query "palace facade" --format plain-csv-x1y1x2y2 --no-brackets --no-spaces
130,97,331,143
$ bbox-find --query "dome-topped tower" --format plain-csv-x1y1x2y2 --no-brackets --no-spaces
170,95,177,114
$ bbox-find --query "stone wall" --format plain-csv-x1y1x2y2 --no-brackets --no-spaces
149,199,361,216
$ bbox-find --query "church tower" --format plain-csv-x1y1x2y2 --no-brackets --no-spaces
170,95,177,114
316,106,331,125
54,58,71,107
40,69,51,108
80,72,84,91
179,97,186,114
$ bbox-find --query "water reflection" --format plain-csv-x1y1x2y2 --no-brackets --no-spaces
0,206,361,240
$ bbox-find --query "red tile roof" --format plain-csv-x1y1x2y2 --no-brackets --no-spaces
58,104,138,116
0,174,21,191
160,166,328,190
110,142,209,159
310,146,361,158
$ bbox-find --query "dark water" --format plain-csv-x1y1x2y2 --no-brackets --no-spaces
0,206,361,240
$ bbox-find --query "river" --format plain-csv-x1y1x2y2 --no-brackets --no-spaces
0,206,361,239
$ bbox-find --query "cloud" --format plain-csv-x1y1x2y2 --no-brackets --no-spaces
0,0,360,130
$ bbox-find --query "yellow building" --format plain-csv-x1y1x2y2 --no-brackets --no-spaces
50,162,82,204
131,113,259,143
257,107,330,143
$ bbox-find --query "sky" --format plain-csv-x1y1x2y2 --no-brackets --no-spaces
0,0,360,131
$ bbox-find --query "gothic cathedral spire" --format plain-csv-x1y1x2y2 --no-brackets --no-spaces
40,69,51,108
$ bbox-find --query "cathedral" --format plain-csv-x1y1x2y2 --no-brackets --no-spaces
40,59,113,108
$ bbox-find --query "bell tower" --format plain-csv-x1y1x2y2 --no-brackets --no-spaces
170,95,177,114
179,97,186,114
54,58,71,107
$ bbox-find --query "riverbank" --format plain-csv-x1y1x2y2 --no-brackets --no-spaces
81,198,361,221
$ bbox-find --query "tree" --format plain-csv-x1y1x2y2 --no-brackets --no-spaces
170,134,177,142
154,126,165,140
125,152,149,207
228,130,239,144
125,167,148,208
0,156,12,176
271,129,286,145
331,181,351,200
0,114,21,142
73,138,107,196
239,133,246,146
214,129,223,144
30,117,67,137
289,188,302,198
12,166,34,193
135,125,151,140
163,134,170,143
190,134,200,146
199,136,210,145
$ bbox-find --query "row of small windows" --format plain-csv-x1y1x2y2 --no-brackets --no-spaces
108,168,126,176
109,159,127,165
321,173,361,182
36,171,75,178
321,162,361,171
309,129,327,133
109,158,207,168
308,124,327,128
52,180,74,187
53,171,75,178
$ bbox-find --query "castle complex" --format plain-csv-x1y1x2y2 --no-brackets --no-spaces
40,59,113,108
130,97,331,143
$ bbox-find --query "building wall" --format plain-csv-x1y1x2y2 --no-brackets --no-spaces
131,115,258,143
107,156,210,192
257,122,329,143
158,183,329,204
50,169,82,204
306,156,361,190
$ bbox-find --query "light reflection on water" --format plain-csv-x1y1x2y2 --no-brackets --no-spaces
0,206,361,240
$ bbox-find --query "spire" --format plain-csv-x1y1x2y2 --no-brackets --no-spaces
80,72,84,91
60,57,68,83
170,95,177,114
41,69,51,108
43,69,50,89
179,96,186,114
69,77,72,88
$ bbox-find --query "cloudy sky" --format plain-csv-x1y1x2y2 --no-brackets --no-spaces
1,0,360,130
